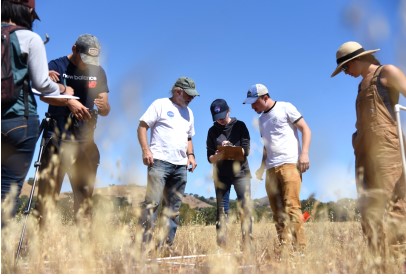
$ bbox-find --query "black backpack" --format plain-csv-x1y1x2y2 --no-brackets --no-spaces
1,24,29,115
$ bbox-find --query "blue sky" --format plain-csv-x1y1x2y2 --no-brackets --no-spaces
29,0,406,202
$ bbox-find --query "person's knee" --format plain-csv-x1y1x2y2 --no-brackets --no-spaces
75,184,93,198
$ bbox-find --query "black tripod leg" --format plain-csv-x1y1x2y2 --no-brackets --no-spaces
14,118,52,266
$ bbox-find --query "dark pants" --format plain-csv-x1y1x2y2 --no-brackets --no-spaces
35,139,100,225
214,175,252,247
1,116,39,225
139,159,187,248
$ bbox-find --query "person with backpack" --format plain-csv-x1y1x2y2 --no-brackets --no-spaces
331,41,406,261
1,0,68,226
34,34,110,226
206,99,253,250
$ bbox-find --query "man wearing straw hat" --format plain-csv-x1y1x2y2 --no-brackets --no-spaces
331,41,406,260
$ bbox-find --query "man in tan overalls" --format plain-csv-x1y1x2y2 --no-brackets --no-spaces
332,41,406,266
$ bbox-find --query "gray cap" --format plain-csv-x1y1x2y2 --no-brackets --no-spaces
173,77,199,96
243,83,269,104
75,34,100,66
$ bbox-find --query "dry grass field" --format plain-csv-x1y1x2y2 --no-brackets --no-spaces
2,193,406,274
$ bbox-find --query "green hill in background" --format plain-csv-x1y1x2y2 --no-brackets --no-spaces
19,183,360,225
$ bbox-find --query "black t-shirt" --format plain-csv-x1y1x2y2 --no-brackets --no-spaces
206,118,251,180
47,56,109,141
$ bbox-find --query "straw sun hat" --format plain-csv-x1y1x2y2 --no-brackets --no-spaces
331,41,380,77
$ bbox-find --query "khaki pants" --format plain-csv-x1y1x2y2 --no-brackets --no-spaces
265,163,306,247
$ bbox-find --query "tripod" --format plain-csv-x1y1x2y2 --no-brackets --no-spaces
15,115,53,265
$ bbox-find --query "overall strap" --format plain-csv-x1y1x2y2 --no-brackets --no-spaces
370,65,383,86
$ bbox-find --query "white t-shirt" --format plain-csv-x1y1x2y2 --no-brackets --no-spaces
140,98,195,165
258,101,302,169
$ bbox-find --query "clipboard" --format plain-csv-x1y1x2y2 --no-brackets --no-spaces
217,146,244,161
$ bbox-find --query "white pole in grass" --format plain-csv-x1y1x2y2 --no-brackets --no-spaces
150,252,242,261
395,104,406,185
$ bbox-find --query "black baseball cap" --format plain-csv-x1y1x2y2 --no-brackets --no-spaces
210,99,229,121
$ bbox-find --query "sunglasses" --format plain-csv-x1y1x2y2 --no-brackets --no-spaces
341,64,349,72
181,90,196,99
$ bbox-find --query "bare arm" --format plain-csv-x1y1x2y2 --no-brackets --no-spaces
137,121,154,167
380,65,406,102
295,117,311,173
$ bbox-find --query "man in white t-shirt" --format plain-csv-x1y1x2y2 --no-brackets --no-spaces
243,83,311,252
137,76,198,254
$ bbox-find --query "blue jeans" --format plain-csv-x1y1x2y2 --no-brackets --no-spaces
139,159,187,247
215,175,253,247
1,115,39,224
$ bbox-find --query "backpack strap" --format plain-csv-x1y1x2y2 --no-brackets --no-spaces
23,79,29,117
7,25,29,117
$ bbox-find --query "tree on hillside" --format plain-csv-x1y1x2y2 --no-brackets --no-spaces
179,203,216,225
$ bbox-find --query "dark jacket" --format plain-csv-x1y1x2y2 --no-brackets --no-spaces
206,117,251,180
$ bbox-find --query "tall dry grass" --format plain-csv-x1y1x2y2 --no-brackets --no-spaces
2,193,405,274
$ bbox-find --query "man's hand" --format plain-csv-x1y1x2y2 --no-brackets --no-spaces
298,152,310,173
49,70,60,82
67,100,91,121
142,149,154,167
94,93,110,116
255,167,265,180
187,154,197,172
